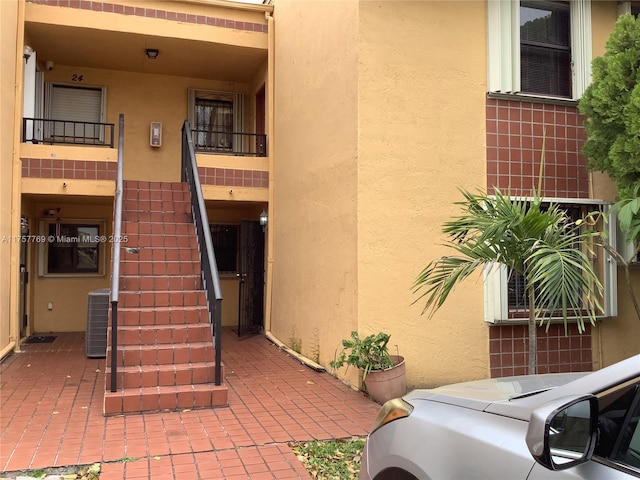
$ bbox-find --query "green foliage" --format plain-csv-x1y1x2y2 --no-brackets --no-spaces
579,14,640,198
289,326,302,354
311,328,321,364
290,437,365,480
613,184,640,250
329,331,395,384
412,188,604,333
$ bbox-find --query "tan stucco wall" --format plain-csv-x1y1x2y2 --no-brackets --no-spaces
589,2,640,369
40,65,259,182
0,0,21,357
357,1,488,388
272,0,488,389
272,0,360,380
25,201,112,333
25,1,268,51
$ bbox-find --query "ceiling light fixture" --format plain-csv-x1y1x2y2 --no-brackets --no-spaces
145,49,159,60
23,45,34,63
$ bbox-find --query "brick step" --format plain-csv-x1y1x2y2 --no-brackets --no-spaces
122,199,191,213
118,289,206,308
117,234,198,249
122,211,193,223
123,180,187,192
117,235,197,249
105,361,222,390
119,261,200,276
120,274,201,292
123,191,190,206
119,223,196,237
116,342,214,367
116,306,209,326
115,247,199,263
117,323,211,346
103,383,228,415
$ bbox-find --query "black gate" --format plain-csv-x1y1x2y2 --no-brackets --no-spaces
237,220,265,336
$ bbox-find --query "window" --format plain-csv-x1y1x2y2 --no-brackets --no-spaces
195,96,233,151
484,200,617,323
594,380,640,470
210,224,238,273
487,0,592,99
188,89,244,153
45,84,106,144
618,1,640,17
507,204,583,313
520,1,571,97
41,222,104,275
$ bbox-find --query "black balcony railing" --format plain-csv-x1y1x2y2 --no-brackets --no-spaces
191,129,267,157
22,118,115,147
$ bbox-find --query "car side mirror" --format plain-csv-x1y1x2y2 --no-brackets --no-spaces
526,395,599,471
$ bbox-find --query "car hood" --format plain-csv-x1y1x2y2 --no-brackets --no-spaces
405,372,587,414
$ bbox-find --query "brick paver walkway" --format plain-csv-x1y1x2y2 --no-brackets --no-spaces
0,329,379,479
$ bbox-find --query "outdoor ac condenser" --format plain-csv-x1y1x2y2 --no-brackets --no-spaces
86,288,110,358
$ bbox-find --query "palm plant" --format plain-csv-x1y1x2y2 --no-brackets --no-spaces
413,188,604,374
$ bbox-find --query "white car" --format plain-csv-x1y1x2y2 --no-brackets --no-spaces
360,354,640,479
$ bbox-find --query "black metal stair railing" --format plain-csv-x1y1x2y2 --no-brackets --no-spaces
182,120,224,386
109,114,124,392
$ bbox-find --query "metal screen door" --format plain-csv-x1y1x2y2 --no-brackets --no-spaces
237,220,265,336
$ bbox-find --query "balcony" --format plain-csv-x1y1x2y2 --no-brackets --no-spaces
22,118,115,148
192,130,267,157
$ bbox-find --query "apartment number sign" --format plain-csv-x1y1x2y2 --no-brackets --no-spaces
71,74,84,82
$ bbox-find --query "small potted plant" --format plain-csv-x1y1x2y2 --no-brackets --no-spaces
330,331,406,403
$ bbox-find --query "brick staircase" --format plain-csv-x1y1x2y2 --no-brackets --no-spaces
103,180,228,415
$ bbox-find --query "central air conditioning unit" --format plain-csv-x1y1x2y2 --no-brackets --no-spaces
86,288,110,358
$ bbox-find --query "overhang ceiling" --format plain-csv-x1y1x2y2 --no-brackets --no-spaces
25,23,267,82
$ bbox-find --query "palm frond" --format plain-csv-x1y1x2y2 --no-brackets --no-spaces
526,234,604,332
412,256,489,318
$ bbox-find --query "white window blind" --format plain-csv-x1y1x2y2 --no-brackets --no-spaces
49,85,102,122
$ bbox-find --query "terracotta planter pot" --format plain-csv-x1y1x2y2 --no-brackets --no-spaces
364,355,406,404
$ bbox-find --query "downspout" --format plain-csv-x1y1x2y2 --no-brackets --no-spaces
587,160,604,370
261,10,324,372
263,11,275,336
3,0,28,359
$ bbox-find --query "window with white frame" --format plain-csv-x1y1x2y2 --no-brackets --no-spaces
484,200,617,323
188,89,244,153
487,0,592,99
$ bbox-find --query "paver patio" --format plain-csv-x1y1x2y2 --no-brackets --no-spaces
0,329,380,479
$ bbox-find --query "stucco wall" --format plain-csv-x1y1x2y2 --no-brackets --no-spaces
40,65,257,182
589,1,640,369
0,0,20,356
272,0,489,389
357,1,488,387
26,200,113,333
272,0,360,374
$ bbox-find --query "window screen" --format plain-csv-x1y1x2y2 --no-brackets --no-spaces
520,1,572,97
